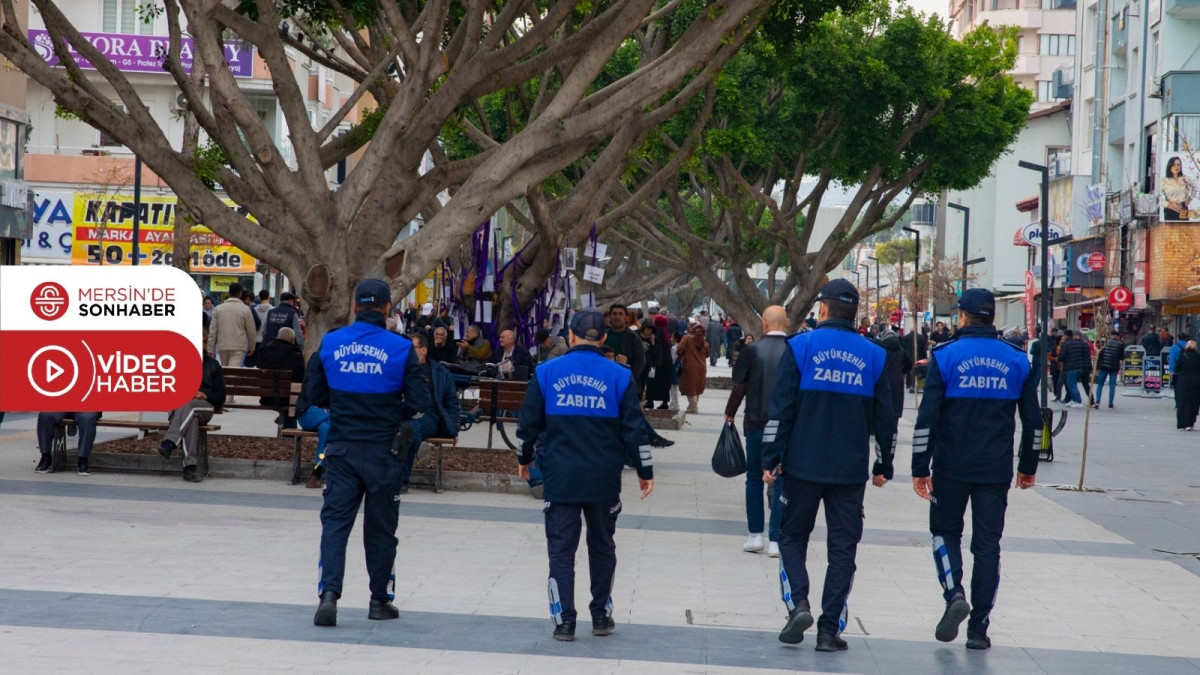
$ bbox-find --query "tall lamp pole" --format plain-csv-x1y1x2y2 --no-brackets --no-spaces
947,202,970,292
859,262,871,323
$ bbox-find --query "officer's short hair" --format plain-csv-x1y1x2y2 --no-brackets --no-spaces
821,299,857,322
963,311,995,326
411,333,429,349
227,282,242,298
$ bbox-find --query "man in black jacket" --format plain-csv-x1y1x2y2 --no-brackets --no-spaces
1094,337,1124,409
399,333,460,492
724,306,790,557
516,310,653,642
255,327,306,428
158,317,226,483
763,280,896,652
1058,330,1091,407
262,292,304,347
912,289,1041,650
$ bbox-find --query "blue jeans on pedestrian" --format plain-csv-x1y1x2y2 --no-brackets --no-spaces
399,414,438,487
298,406,330,466
1095,370,1117,406
744,429,783,541
1064,369,1083,404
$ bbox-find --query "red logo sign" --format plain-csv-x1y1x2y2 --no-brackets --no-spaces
1108,286,1133,311
30,282,69,320
1088,252,1106,271
0,331,202,411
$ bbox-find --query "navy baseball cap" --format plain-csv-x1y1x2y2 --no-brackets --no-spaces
354,278,392,305
569,310,606,340
816,278,859,305
279,292,297,301
955,288,996,316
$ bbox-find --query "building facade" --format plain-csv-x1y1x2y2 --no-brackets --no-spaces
0,0,32,265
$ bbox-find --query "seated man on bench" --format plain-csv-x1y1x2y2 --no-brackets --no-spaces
158,318,226,482
35,412,101,476
399,333,461,493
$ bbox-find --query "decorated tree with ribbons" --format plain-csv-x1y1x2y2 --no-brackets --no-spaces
610,1,1033,334
0,0,793,349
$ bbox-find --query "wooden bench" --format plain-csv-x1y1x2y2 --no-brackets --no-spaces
219,367,295,433
281,427,457,491
477,378,528,450
53,417,221,477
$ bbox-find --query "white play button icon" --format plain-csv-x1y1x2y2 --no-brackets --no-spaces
46,359,65,383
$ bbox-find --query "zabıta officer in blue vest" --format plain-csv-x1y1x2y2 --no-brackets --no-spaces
300,278,433,627
912,288,1041,649
516,310,654,642
763,279,896,652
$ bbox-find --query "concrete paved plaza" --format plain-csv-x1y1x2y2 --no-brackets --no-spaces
2,364,1200,674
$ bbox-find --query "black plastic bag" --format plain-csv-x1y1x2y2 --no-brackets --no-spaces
712,421,747,477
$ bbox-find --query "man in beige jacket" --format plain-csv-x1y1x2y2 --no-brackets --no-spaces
207,282,257,368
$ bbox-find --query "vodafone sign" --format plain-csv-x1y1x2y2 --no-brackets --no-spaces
0,267,202,412
1108,286,1133,312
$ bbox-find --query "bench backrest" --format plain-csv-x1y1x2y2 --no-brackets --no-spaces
222,367,293,408
478,379,527,419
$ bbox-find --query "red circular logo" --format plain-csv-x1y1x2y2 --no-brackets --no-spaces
30,282,69,321
1108,286,1133,311
1088,252,1106,271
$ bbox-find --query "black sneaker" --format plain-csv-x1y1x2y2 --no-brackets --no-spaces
592,616,615,636
1108,403,1114,409
313,591,338,626
553,621,576,642
182,465,202,483
814,632,848,652
368,599,400,620
157,439,176,460
935,595,970,642
35,454,53,473
650,436,675,448
965,629,991,650
778,602,814,644
77,457,91,476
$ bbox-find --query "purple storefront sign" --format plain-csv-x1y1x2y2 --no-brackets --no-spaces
28,29,252,78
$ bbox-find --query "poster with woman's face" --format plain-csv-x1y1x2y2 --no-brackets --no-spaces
1160,152,1200,222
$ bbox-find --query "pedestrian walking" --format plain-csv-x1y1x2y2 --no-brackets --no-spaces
515,310,653,642
874,325,911,420
726,319,744,366
1174,341,1200,430
706,315,725,366
1094,337,1124,409
763,279,896,652
1058,330,1090,407
724,305,790,557
911,289,1041,650
305,278,433,627
1047,327,1064,401
207,282,257,368
677,323,709,413
1169,333,1189,387
644,315,674,410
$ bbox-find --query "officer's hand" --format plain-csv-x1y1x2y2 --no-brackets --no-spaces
639,478,654,500
762,468,776,485
872,475,888,488
518,463,531,482
1016,472,1036,490
912,476,933,501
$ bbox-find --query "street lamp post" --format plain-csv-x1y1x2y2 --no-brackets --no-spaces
859,262,871,323
1018,161,1051,409
947,202,970,292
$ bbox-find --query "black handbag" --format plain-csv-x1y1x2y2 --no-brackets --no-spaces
711,421,747,477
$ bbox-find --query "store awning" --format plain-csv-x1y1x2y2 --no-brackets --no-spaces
1052,296,1105,319
1161,289,1200,314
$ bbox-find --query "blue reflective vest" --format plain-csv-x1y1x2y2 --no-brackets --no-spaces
764,319,897,484
912,326,1042,482
298,311,431,446
517,346,651,503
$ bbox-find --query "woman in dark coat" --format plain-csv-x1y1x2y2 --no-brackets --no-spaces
875,327,912,420
1175,341,1200,430
678,322,710,412
645,315,674,409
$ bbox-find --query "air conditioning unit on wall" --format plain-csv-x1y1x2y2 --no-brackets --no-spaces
170,92,188,113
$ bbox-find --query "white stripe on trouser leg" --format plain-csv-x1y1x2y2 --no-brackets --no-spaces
605,569,615,618
765,421,779,430
778,560,796,612
838,574,855,636
548,578,563,625
933,536,955,593
388,563,396,602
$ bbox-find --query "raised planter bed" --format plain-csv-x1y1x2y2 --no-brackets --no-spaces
644,407,687,430
707,376,734,390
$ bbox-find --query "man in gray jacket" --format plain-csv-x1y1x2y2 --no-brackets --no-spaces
207,282,256,367
724,306,790,556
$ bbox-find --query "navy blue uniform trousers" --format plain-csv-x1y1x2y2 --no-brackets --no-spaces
545,500,620,624
319,441,403,602
777,477,865,635
930,476,1008,632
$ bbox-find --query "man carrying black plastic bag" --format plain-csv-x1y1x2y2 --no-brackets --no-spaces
763,279,896,652
712,422,746,477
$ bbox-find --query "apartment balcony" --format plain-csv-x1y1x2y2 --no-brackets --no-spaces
1163,71,1200,115
1053,65,1073,99
1014,54,1041,75
1107,101,1125,145
976,8,1044,28
1166,0,1200,16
